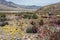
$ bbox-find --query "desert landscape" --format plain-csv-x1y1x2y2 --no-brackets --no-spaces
0,0,60,40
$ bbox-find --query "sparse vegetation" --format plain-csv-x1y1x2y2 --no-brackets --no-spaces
23,14,31,19
23,12,38,19
39,19,44,26
0,14,8,26
0,2,60,40
0,22,8,26
26,26,37,33
30,21,35,25
32,14,38,19
57,19,60,25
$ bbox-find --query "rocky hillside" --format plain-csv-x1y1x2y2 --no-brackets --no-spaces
36,2,60,15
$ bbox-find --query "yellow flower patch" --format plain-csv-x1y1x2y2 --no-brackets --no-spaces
1,25,24,37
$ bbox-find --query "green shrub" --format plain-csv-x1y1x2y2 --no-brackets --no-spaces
39,19,44,26
32,14,38,19
0,14,8,26
57,19,60,25
26,26,37,33
26,28,32,33
0,22,8,26
23,14,30,19
23,12,38,19
0,14,6,21
30,21,35,25
23,12,32,19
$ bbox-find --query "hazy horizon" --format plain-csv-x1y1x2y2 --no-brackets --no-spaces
6,0,60,6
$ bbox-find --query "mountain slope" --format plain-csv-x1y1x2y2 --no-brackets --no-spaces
36,2,60,14
0,0,40,11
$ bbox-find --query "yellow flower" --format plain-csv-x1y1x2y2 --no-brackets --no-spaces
10,31,14,35
9,27,16,35
17,29,24,37
3,26,9,34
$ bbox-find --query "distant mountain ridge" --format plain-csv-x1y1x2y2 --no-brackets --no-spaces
0,0,40,11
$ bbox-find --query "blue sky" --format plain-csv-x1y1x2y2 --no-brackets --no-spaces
6,0,60,6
